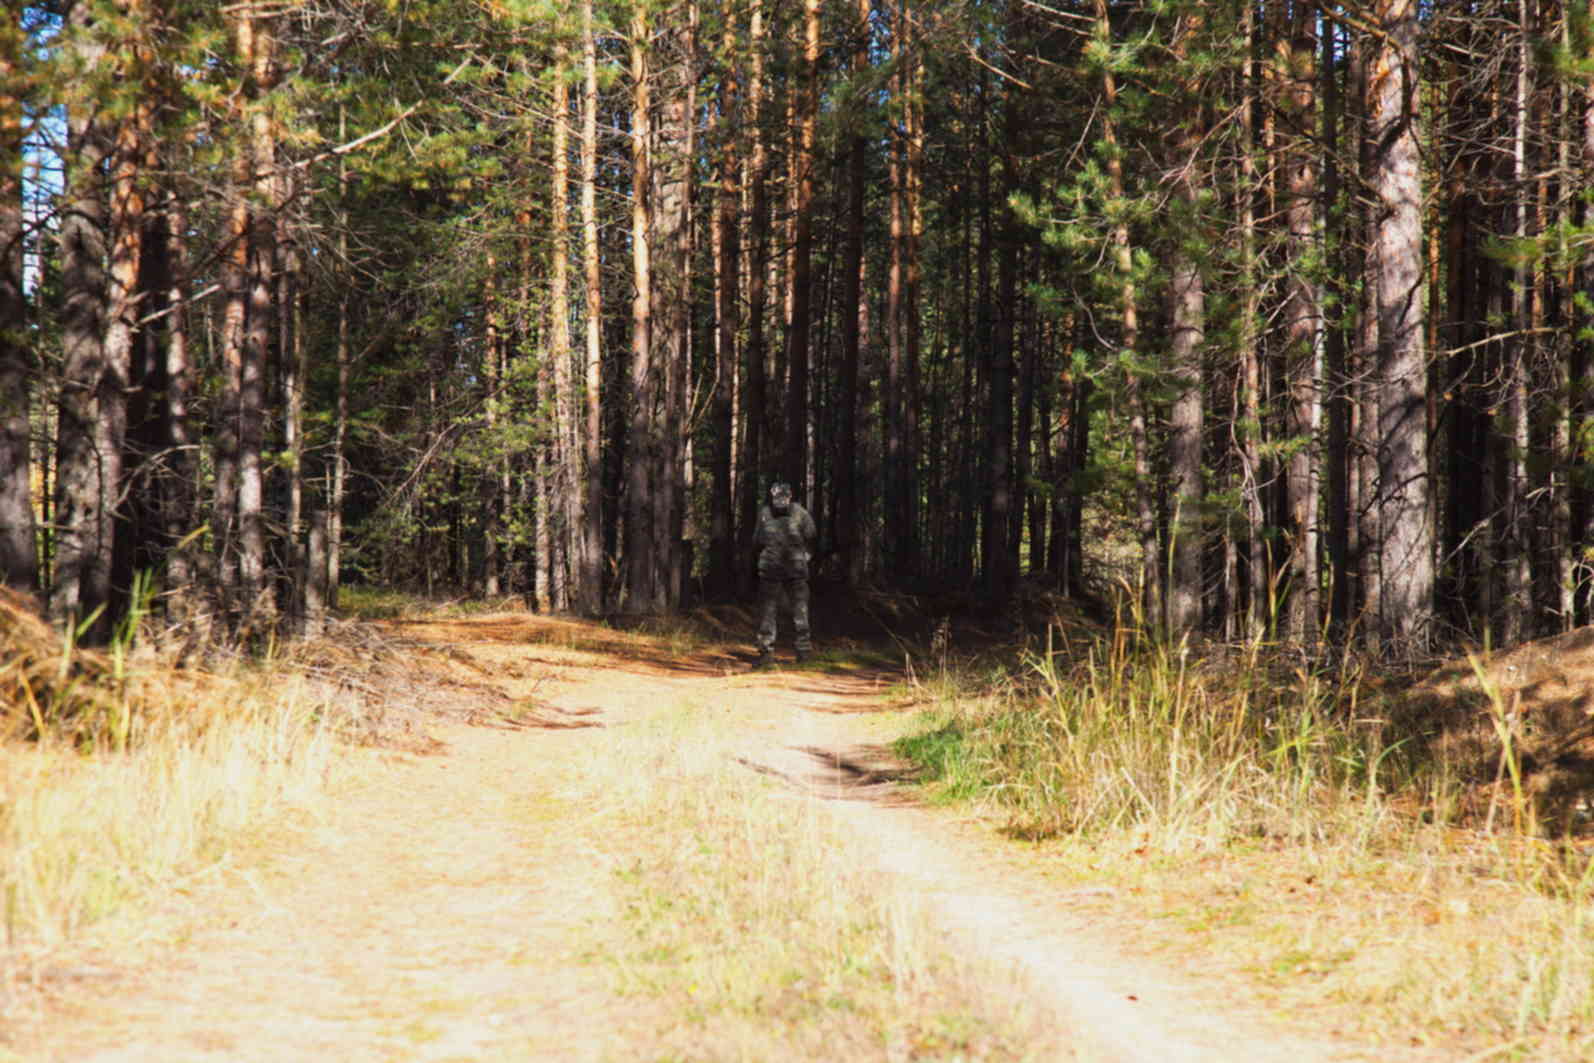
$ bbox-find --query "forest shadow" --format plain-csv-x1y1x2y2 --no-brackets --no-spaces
1389,625,1594,837
733,743,921,806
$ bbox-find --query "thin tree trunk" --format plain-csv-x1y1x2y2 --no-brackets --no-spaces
577,0,605,616
552,45,575,610
739,0,769,593
782,0,820,490
904,15,925,577
885,1,909,581
0,14,35,592
708,13,741,598
835,0,868,587
1166,14,1208,638
624,7,657,613
280,180,305,628
160,190,196,623
1093,0,1153,618
483,251,504,598
329,106,350,611
1240,0,1267,639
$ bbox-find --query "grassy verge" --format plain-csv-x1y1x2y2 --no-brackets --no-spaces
1,589,345,949
573,697,1054,1062
892,626,1594,1060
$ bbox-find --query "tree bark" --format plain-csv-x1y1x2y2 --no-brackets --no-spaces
707,11,741,598
739,0,770,593
1281,3,1321,646
1166,14,1208,638
624,7,658,613
576,0,606,616
834,0,869,587
53,3,118,639
1368,0,1434,651
0,13,35,592
1093,0,1153,619
782,0,820,490
551,45,576,611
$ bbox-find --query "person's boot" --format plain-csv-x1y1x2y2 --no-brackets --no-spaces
754,649,775,669
794,648,810,664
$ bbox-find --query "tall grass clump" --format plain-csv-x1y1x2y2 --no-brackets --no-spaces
1,590,342,947
899,618,1411,854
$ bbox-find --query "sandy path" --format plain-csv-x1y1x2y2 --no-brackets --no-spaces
5,620,1383,1062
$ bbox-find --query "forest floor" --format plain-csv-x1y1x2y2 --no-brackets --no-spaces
0,610,1486,1061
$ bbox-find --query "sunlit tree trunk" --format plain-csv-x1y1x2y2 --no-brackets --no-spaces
624,6,658,612
1239,0,1267,639
483,250,505,598
739,0,769,592
329,106,350,612
1166,13,1207,638
551,44,576,611
1368,0,1433,650
576,0,606,616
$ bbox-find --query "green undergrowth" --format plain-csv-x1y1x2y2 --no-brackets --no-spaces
890,622,1594,1058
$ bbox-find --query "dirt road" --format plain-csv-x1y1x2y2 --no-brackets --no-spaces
4,616,1384,1062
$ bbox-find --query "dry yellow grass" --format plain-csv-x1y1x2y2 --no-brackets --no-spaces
569,696,1052,1062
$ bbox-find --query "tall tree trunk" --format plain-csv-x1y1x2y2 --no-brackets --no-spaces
277,174,305,628
624,7,658,613
53,4,117,639
884,0,913,581
904,20,925,576
329,106,350,612
483,251,505,598
552,44,576,611
159,190,196,623
739,0,769,593
1239,0,1267,639
0,14,35,592
1166,14,1208,638
1093,0,1153,619
782,0,820,490
577,0,606,616
1281,4,1321,646
1368,0,1434,651
1323,18,1352,638
834,0,869,587
650,9,693,610
1574,0,1594,623
707,13,741,598
237,5,278,632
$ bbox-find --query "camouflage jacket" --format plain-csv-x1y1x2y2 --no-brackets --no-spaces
754,501,816,579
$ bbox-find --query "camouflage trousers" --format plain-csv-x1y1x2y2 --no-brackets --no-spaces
756,576,811,654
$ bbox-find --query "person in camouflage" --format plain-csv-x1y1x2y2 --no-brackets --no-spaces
753,481,817,667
